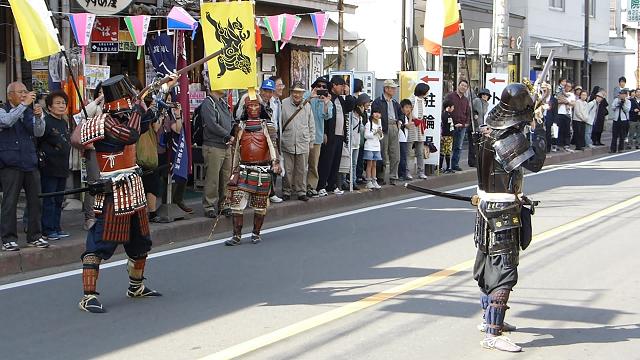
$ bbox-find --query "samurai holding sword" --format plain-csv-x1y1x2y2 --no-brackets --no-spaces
472,83,546,352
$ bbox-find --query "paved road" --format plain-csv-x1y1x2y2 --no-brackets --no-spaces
1,151,639,360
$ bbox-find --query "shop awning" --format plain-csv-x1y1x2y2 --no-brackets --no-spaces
531,35,635,55
259,16,360,48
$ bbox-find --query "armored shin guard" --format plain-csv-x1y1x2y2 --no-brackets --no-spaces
226,213,244,246
82,254,102,295
484,289,511,336
127,255,147,281
232,213,244,236
252,213,265,244
126,254,161,298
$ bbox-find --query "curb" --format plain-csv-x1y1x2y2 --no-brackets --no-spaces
0,145,613,278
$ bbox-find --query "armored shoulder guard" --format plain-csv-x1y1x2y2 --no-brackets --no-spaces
493,131,534,173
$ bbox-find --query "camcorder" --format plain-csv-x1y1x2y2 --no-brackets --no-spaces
317,89,329,98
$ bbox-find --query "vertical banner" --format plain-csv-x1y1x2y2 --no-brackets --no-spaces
400,71,443,166
485,72,508,116
176,31,192,176
201,1,257,91
146,33,177,76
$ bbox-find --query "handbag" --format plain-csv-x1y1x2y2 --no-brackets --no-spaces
136,127,159,170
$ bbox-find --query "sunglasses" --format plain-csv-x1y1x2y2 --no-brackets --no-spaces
316,84,327,89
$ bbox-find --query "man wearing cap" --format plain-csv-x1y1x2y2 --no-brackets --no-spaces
444,80,472,171
610,88,631,153
317,76,357,196
307,76,333,197
77,75,164,313
371,80,402,185
473,88,491,128
280,81,315,201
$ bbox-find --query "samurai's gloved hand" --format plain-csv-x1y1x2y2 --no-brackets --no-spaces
88,179,113,196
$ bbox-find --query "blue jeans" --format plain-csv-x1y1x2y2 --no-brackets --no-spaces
399,142,408,178
40,175,66,236
451,127,466,169
584,123,593,147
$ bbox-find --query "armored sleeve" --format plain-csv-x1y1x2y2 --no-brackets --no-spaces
104,111,141,146
522,127,547,173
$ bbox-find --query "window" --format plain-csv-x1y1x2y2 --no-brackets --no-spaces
549,0,565,10
582,0,596,17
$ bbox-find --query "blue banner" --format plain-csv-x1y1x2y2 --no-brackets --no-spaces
146,33,176,76
172,127,189,181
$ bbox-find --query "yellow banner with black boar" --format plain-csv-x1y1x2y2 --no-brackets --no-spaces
201,1,257,91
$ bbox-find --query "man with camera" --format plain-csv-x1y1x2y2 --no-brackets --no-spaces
610,88,631,153
307,76,333,197
0,82,49,252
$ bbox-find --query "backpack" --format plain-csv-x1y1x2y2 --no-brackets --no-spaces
191,96,217,146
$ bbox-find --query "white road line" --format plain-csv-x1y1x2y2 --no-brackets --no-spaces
0,150,636,292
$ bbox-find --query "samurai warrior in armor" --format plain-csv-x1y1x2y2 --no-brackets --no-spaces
78,75,161,313
473,83,547,352
225,97,281,246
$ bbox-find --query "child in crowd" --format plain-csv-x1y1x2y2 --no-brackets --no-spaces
440,100,455,173
363,109,384,189
398,99,412,180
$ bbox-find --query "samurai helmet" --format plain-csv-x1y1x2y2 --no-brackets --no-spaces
101,75,138,114
485,83,534,130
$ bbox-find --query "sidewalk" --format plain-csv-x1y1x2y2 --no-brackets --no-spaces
0,143,615,277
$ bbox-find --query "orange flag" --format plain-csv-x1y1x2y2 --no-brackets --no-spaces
423,0,460,55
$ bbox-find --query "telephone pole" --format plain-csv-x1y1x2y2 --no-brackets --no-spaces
491,0,509,73
582,0,590,89
338,0,344,69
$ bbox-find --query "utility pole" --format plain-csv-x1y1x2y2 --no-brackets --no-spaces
338,0,344,69
401,0,406,71
491,0,509,73
582,0,590,89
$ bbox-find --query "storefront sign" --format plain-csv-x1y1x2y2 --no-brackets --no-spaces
91,18,119,42
354,71,376,99
119,30,136,52
32,70,49,94
76,0,133,16
629,0,640,21
189,91,206,112
485,72,508,115
85,64,110,89
399,71,443,166
91,42,119,53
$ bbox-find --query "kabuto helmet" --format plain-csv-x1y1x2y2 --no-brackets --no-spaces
485,83,534,129
101,75,138,114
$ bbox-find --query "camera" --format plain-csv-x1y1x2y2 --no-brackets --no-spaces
317,89,329,98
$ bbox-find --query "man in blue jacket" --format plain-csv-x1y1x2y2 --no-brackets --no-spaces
0,82,49,251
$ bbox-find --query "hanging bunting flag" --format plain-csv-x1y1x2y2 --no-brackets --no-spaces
280,14,301,50
8,0,61,61
201,1,257,91
423,0,460,55
255,19,263,52
167,6,199,40
263,15,283,52
69,13,96,63
124,15,151,60
310,12,330,47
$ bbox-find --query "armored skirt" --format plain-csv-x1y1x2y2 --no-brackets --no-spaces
472,209,520,295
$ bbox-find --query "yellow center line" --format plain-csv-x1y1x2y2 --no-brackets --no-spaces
202,194,640,360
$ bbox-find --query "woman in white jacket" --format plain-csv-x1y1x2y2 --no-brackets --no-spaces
573,90,589,150
585,92,599,148
363,110,383,189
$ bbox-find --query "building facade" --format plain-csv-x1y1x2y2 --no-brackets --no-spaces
513,0,632,93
